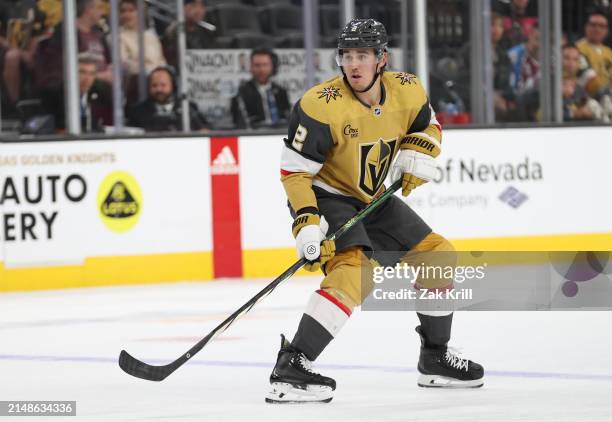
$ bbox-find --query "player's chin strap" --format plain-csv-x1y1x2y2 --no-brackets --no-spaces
351,68,382,94
341,59,385,95
354,68,382,93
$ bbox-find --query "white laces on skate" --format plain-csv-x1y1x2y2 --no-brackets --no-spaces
296,353,317,375
444,347,469,372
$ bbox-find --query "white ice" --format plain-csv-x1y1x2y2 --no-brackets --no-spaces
1,277,611,422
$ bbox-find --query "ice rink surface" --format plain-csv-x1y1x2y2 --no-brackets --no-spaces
1,277,612,422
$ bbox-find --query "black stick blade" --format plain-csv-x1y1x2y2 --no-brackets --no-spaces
118,350,172,382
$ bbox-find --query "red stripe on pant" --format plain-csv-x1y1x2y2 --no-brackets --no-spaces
316,289,352,317
210,137,243,278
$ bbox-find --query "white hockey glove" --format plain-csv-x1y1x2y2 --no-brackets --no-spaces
292,213,336,272
389,149,438,197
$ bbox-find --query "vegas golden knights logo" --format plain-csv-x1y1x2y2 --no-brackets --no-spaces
358,138,397,197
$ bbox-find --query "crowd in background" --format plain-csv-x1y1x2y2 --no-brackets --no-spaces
490,0,612,123
0,0,610,135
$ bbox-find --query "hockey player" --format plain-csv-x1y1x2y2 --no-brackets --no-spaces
267,19,484,404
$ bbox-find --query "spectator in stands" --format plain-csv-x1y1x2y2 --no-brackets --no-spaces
562,75,603,122
126,65,208,132
76,0,112,84
35,52,112,132
562,43,598,97
34,0,113,128
118,0,166,103
491,12,517,121
119,0,165,74
508,25,540,120
163,0,216,68
78,52,112,132
37,0,63,29
230,47,290,129
508,25,540,94
34,0,112,91
494,0,538,50
0,0,51,112
563,43,609,122
576,9,612,99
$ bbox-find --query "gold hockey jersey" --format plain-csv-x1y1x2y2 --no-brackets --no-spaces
281,72,441,213
576,39,612,96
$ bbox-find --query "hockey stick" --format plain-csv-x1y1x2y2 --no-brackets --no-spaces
119,179,402,381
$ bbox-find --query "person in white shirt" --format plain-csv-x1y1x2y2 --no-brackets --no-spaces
117,0,166,102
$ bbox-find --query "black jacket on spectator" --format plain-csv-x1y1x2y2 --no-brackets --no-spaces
230,79,290,129
126,98,208,132
39,79,111,132
493,44,515,101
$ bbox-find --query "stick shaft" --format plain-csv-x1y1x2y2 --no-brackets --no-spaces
119,180,401,380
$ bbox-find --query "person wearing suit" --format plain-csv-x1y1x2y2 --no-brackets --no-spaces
126,66,208,132
231,47,291,129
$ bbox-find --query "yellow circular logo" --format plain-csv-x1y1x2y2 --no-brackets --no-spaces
97,171,142,233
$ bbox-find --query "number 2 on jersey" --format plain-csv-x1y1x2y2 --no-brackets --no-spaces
292,124,308,151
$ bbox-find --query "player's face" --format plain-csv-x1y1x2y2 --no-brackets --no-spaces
340,48,385,91
149,70,174,104
585,15,609,44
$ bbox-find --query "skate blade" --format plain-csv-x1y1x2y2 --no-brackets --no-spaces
265,382,334,404
418,374,484,389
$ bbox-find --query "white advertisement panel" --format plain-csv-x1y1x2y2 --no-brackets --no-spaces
0,138,212,268
404,127,612,238
239,127,612,249
239,135,293,250
184,48,404,124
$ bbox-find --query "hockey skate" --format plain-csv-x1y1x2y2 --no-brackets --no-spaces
265,334,336,404
416,326,484,388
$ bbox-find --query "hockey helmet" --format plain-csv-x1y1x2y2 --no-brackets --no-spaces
337,18,388,57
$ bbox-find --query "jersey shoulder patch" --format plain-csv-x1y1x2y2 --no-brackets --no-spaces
300,76,347,123
389,71,419,86
384,71,428,108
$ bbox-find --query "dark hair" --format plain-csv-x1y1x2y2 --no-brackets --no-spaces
120,0,137,6
586,7,609,23
77,0,96,18
148,65,177,93
250,47,279,75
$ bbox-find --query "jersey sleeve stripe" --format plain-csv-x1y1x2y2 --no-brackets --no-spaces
281,144,324,175
430,105,442,133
